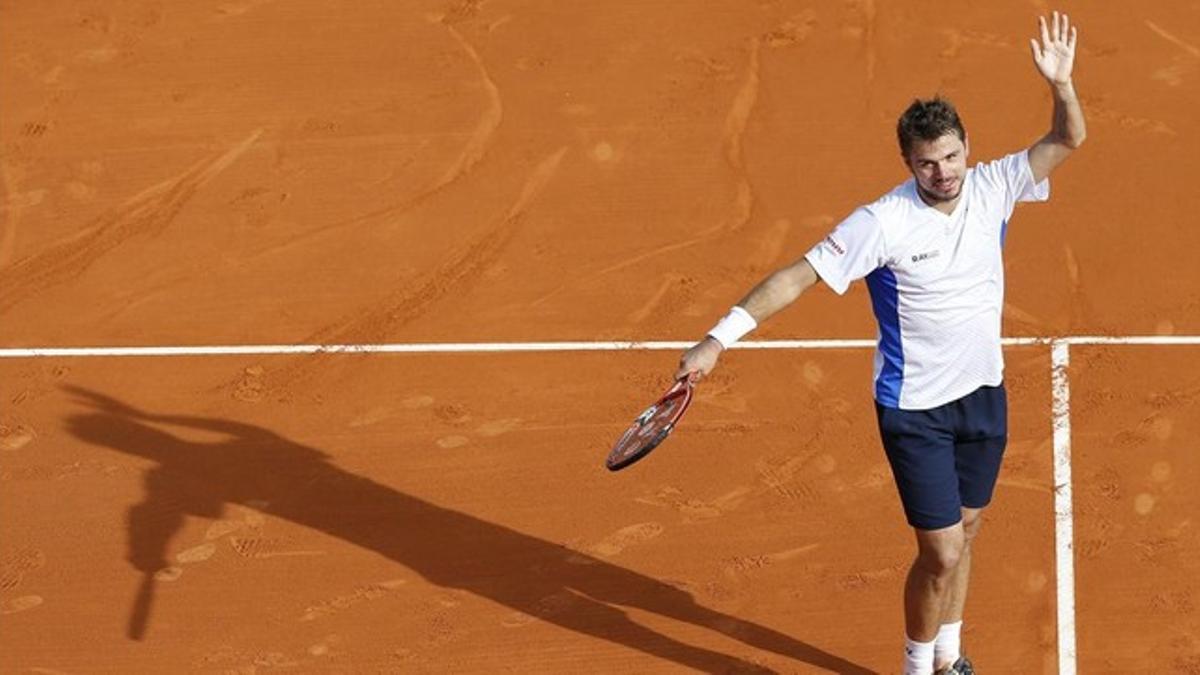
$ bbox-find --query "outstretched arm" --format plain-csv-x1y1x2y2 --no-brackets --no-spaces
674,258,819,381
1028,11,1087,183
735,258,820,324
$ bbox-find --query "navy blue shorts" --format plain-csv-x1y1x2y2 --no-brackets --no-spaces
875,384,1007,531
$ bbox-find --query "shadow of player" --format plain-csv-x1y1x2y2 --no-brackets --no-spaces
63,385,871,674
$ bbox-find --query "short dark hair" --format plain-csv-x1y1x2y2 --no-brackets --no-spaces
896,97,966,159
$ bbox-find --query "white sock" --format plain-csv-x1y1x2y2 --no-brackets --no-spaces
934,620,963,667
903,635,936,675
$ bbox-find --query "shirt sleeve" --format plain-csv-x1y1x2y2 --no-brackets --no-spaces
804,207,887,296
974,149,1050,212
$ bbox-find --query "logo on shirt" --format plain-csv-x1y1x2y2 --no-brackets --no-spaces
823,235,847,256
911,250,941,264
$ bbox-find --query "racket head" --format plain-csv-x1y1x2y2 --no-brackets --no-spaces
605,377,694,471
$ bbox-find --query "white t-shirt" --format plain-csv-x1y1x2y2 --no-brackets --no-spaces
805,150,1049,410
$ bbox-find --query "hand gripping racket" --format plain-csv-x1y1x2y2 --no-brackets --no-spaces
606,377,695,471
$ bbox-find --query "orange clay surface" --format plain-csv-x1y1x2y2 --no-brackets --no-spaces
1,2,1198,672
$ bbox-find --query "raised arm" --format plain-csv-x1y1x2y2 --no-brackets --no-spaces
1027,11,1087,183
674,258,820,381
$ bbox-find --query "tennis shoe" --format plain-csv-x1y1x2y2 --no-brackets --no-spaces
935,655,975,675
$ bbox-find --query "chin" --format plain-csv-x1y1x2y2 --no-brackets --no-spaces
916,186,955,201
922,185,960,203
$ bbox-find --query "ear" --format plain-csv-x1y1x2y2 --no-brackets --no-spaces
962,135,970,158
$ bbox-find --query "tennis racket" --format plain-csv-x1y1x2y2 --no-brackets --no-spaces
606,376,695,471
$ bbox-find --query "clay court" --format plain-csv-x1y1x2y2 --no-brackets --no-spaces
2,1,1198,672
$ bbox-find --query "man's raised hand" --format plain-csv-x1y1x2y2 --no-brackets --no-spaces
1031,11,1077,86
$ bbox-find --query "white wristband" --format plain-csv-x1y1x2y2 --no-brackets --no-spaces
706,306,757,349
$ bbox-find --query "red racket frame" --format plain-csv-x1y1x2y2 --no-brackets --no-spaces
605,377,694,471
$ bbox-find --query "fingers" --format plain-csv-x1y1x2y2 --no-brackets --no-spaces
675,360,705,382
1039,11,1076,47
675,341,717,382
1029,38,1043,62
1068,25,1078,50
674,355,697,382
1044,11,1078,45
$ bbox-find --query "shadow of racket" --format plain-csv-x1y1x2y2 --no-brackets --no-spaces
128,572,155,640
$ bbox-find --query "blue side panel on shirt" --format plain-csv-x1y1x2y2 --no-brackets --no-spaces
866,266,903,407
1000,218,1009,247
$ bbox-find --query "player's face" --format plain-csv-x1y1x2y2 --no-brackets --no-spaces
906,133,969,205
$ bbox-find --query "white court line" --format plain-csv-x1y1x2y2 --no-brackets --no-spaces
2,334,1198,358
0,340,841,357
1051,341,1077,675
1060,335,1200,345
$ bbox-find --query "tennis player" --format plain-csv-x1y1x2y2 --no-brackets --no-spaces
675,12,1085,674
